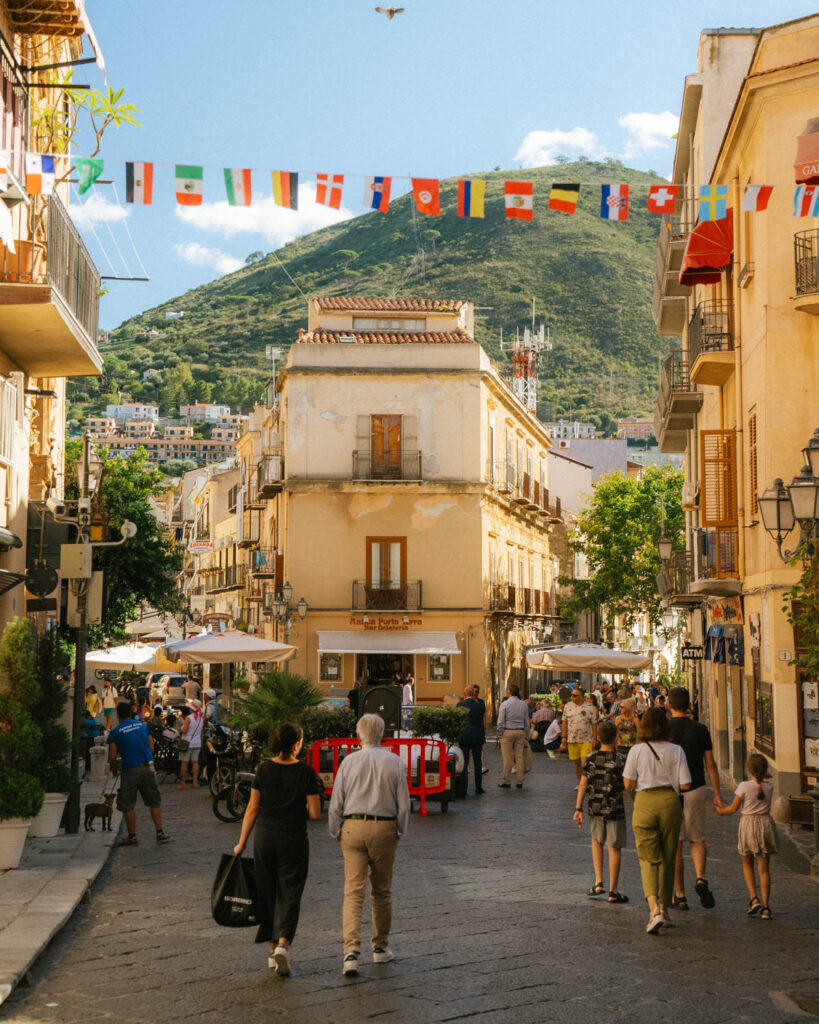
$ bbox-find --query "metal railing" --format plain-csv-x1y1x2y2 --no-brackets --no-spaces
239,508,260,547
688,300,734,364
659,349,693,396
205,565,247,592
662,550,694,595
351,580,422,611
795,229,819,296
249,548,277,579
227,484,238,513
0,32,28,184
698,527,739,579
257,452,284,496
352,450,422,481
488,584,552,614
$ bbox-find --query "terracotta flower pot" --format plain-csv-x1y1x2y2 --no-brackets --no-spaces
0,239,44,283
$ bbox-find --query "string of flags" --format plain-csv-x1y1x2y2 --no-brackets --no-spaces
4,151,819,221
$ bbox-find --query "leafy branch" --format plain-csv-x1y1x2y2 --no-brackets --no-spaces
784,549,819,676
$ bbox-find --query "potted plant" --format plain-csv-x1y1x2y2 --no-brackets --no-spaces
0,619,45,868
230,669,323,750
28,624,77,838
300,706,357,745
411,705,469,801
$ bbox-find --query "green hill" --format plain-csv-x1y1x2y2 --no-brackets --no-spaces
68,161,672,427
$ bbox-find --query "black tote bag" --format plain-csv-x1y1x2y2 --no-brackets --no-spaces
211,853,259,927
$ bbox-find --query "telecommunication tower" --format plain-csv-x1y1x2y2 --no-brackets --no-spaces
508,299,551,415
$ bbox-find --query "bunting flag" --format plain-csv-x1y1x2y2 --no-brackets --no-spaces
647,184,679,214
457,178,485,218
412,177,440,216
316,173,344,209
504,180,533,221
742,184,773,213
126,161,153,204
794,184,819,217
600,183,628,221
363,175,391,213
698,184,728,221
0,149,7,193
25,153,55,195
271,171,298,209
548,182,580,214
224,168,252,206
175,164,203,206
0,198,14,254
75,157,103,195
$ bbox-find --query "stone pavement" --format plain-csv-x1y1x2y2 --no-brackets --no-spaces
0,783,122,1006
2,746,818,1024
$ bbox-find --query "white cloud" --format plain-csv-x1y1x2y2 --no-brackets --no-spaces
618,111,678,159
172,242,243,276
514,127,604,168
174,181,356,248
70,193,130,229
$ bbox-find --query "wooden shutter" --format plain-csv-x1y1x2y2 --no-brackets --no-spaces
402,415,418,454
748,413,758,517
356,415,370,455
275,551,284,588
700,429,737,526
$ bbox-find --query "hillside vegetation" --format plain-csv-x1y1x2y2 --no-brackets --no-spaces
68,160,672,426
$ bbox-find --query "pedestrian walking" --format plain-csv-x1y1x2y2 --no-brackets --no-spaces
456,685,485,795
715,753,778,919
107,701,171,847
233,722,322,976
85,685,102,719
622,708,691,934
402,674,414,708
614,698,638,755
667,686,722,912
177,703,203,789
183,675,201,702
573,719,629,904
101,679,118,732
560,686,598,787
328,713,411,976
496,684,530,789
473,684,489,776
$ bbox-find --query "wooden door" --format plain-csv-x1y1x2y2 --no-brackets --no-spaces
371,415,402,478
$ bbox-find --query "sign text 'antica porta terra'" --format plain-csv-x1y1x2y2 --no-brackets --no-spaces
349,616,423,631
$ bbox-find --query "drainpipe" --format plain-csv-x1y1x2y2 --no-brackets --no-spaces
732,173,746,583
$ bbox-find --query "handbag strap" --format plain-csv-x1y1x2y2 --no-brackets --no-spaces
644,740,676,790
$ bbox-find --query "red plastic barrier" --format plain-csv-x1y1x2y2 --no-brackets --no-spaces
307,736,449,816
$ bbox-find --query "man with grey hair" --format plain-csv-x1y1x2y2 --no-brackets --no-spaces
329,713,411,976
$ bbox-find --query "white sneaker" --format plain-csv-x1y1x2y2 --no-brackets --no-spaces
372,945,394,963
343,952,359,976
646,912,665,935
273,945,290,976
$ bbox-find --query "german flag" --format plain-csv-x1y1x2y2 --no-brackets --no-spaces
548,183,580,214
272,171,298,209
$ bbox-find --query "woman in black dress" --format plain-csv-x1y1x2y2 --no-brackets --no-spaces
234,722,322,976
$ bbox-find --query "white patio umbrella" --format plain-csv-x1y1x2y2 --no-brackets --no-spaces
165,629,296,665
124,614,181,638
85,641,182,673
526,643,653,673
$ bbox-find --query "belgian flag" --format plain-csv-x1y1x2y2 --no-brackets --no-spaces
272,171,298,210
548,183,580,214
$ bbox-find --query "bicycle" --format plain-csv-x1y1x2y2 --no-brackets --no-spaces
212,771,254,823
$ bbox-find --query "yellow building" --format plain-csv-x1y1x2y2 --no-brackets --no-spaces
0,2,102,629
228,297,563,713
654,17,819,805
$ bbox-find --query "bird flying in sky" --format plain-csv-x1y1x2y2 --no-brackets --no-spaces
375,7,405,20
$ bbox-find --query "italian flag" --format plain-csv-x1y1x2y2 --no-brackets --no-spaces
224,167,251,207
175,164,203,206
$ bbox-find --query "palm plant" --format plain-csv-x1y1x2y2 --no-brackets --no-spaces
230,670,323,749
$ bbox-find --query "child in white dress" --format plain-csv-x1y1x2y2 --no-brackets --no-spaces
716,752,777,919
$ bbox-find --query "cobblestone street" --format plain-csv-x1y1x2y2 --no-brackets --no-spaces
3,747,818,1024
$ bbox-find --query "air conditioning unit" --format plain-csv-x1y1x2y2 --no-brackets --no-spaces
681,482,699,509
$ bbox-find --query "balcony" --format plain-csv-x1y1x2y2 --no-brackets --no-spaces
0,193,101,376
206,565,247,593
689,301,734,386
238,508,260,548
793,230,819,314
488,584,552,615
227,484,238,514
257,451,284,497
652,216,693,336
689,527,741,598
654,350,702,453
249,548,278,580
352,450,422,481
660,551,702,608
0,40,28,192
489,584,516,612
351,579,422,611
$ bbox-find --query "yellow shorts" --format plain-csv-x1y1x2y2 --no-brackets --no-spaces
568,742,593,762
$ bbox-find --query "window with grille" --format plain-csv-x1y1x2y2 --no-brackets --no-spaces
748,413,758,518
700,429,737,526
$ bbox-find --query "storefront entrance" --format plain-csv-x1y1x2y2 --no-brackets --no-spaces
357,653,414,686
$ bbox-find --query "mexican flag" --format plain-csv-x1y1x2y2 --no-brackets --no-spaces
175,164,203,206
224,168,251,206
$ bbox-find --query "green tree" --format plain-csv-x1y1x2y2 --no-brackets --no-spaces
64,440,182,638
563,464,684,631
230,670,323,748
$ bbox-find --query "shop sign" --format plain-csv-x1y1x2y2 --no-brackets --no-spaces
349,616,423,632
707,596,743,626
188,541,213,555
681,643,705,661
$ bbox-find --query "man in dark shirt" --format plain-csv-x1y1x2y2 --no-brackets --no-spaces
456,685,486,795
668,687,722,910
108,702,171,846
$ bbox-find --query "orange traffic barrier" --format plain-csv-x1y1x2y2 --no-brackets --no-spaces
307,736,450,816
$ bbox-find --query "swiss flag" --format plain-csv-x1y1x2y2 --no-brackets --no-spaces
316,173,344,209
412,178,440,216
647,184,679,214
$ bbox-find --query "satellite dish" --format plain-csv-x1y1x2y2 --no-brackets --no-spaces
26,563,59,598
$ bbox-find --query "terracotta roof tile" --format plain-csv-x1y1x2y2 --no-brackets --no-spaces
314,296,465,313
300,329,475,345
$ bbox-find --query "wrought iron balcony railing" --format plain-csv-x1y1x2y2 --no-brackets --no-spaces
351,579,422,611
688,300,734,364
352,450,422,481
794,229,819,296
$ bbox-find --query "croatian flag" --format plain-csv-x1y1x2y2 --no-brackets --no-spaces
25,153,55,195
363,176,391,213
600,184,628,221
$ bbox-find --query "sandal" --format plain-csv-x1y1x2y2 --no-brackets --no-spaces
671,895,689,911
695,877,716,909
760,906,772,920
608,891,629,903
747,897,761,916
587,882,605,897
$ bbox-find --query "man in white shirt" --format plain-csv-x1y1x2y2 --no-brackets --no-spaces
402,675,414,707
496,684,530,789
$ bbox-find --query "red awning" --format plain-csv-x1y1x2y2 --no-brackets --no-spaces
794,121,819,184
679,209,734,286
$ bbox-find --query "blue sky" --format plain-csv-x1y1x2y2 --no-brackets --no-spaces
72,1,816,329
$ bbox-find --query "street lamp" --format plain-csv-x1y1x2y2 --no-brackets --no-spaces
759,429,819,560
657,493,673,562
271,585,308,646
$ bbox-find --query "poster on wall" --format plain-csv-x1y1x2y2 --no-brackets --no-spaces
748,612,761,649
708,596,743,625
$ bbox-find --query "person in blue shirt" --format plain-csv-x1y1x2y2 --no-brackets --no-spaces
107,702,171,846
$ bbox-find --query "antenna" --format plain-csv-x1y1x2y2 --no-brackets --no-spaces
510,306,549,416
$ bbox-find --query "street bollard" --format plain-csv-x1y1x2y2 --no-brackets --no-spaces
811,783,819,878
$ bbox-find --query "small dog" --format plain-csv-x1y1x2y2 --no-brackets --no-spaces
84,792,115,831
